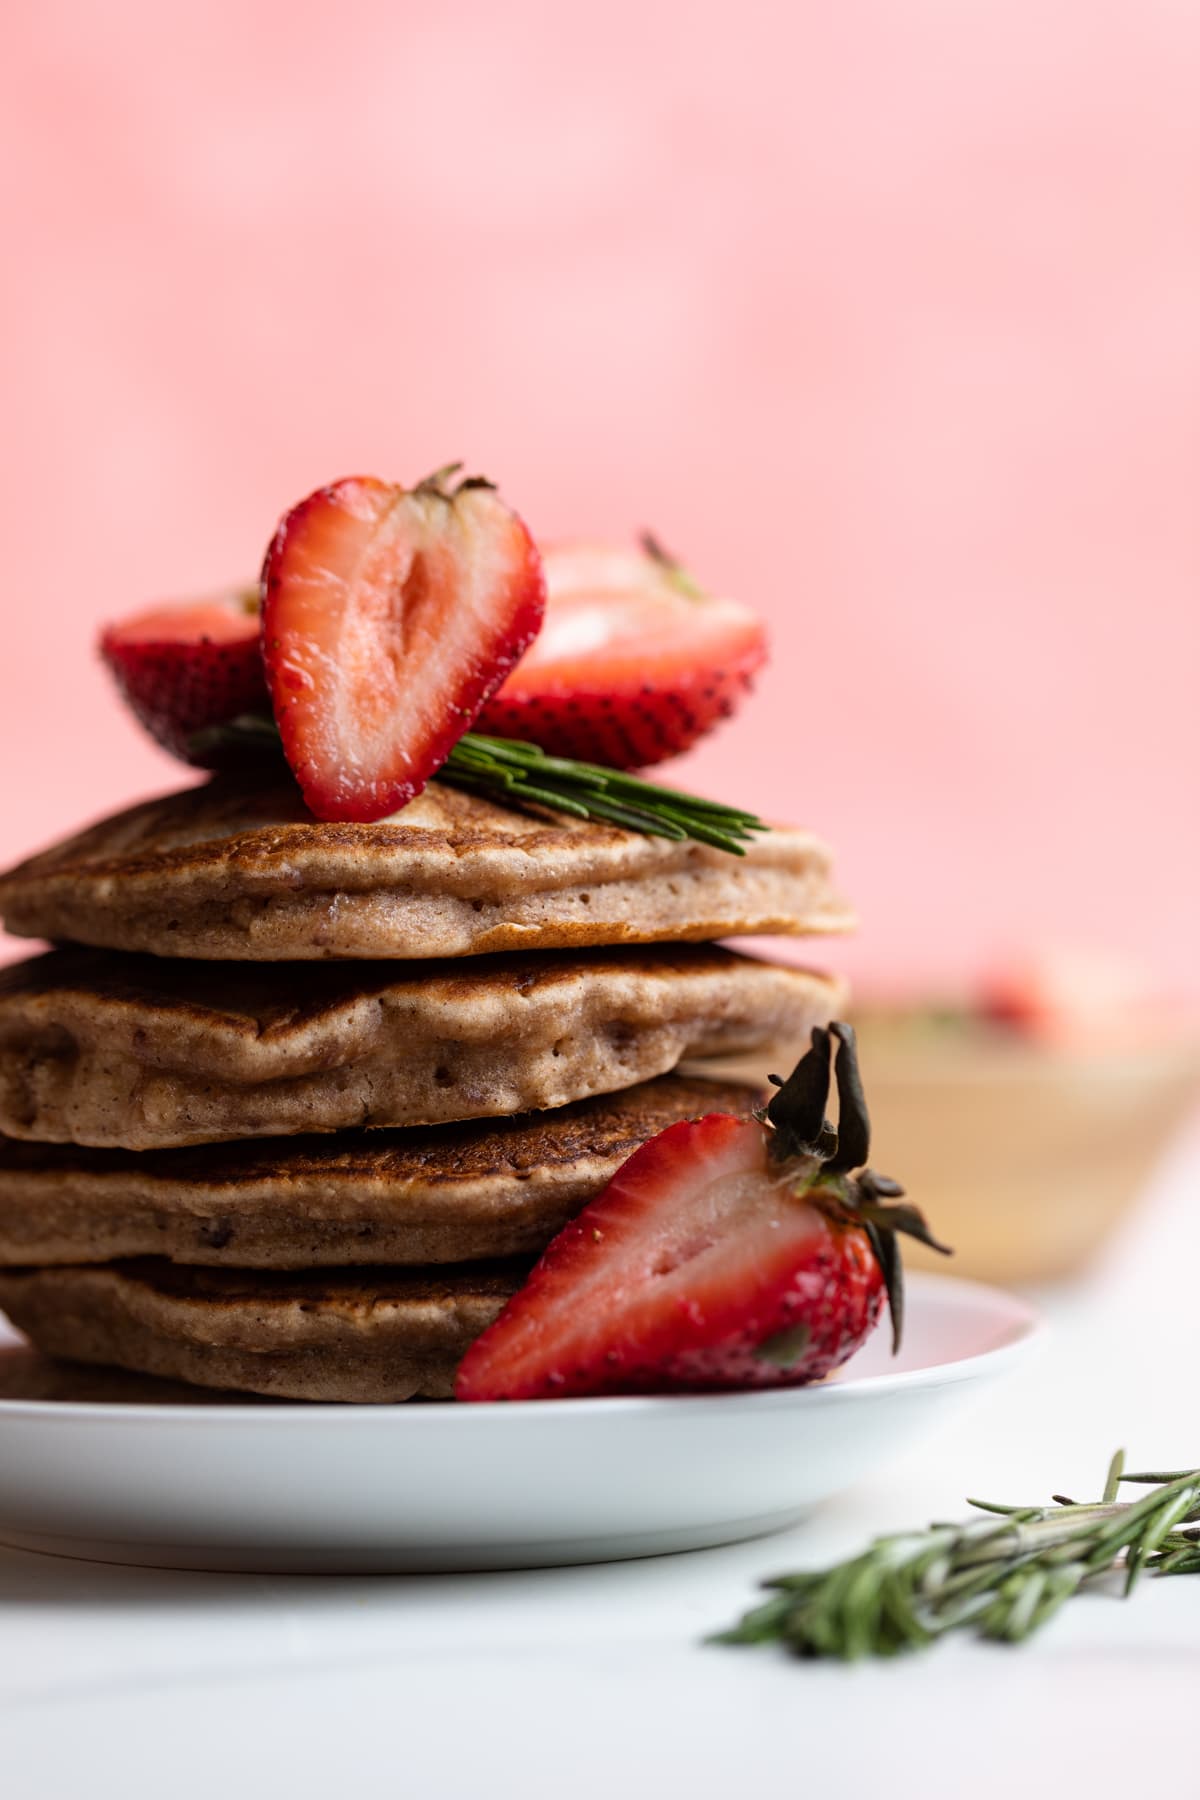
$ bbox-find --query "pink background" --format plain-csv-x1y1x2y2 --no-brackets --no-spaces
2,2,1197,994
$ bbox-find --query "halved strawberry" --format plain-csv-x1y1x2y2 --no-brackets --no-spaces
476,537,767,769
99,591,265,766
456,1025,948,1401
260,468,545,822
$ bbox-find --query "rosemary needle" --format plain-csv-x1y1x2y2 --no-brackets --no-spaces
188,717,770,855
713,1453,1200,1661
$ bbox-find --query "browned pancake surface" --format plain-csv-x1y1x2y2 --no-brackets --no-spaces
0,1342,276,1404
0,1259,527,1402
0,775,853,961
0,1073,760,1267
0,944,840,1149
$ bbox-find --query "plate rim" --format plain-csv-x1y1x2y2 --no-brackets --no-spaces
0,1270,1041,1427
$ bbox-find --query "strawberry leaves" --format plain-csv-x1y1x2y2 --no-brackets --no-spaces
762,1023,951,1349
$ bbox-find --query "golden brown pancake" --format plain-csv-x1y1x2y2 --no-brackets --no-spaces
0,944,841,1150
0,1260,526,1402
0,775,853,961
0,1341,278,1404
0,1073,760,1268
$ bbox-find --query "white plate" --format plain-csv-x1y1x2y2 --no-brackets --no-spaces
0,1272,1039,1573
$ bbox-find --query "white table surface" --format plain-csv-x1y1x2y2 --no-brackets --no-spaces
3,1114,1198,1800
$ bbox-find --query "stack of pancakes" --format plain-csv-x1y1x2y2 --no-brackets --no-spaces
0,775,851,1401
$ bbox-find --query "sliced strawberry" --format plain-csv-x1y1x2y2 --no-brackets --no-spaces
99,592,266,767
476,538,767,769
456,1025,948,1401
456,1115,880,1399
260,469,545,823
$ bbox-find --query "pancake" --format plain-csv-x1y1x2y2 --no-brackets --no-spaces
0,1073,760,1269
0,1260,526,1402
0,1342,279,1404
0,774,853,961
0,944,841,1150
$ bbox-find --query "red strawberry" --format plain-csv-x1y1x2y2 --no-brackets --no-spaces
476,537,767,769
456,1025,947,1401
978,950,1153,1049
260,468,545,822
99,591,266,766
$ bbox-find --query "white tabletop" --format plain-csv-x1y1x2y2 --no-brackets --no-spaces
3,1115,1198,1800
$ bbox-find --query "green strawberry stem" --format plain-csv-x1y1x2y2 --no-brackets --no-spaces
712,1451,1200,1660
188,716,770,855
639,531,707,600
759,1023,951,1351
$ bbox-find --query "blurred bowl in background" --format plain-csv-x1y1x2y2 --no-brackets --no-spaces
844,1015,1200,1284
694,949,1200,1286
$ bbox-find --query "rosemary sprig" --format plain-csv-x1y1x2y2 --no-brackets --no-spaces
188,716,769,855
713,1451,1200,1660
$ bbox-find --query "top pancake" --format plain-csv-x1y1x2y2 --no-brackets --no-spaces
0,775,852,961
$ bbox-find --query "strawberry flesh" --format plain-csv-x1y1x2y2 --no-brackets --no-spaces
454,1114,884,1401
99,594,266,766
261,474,545,822
477,541,767,769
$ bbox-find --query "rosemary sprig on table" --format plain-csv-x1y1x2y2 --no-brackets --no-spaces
713,1451,1200,1660
189,716,769,855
